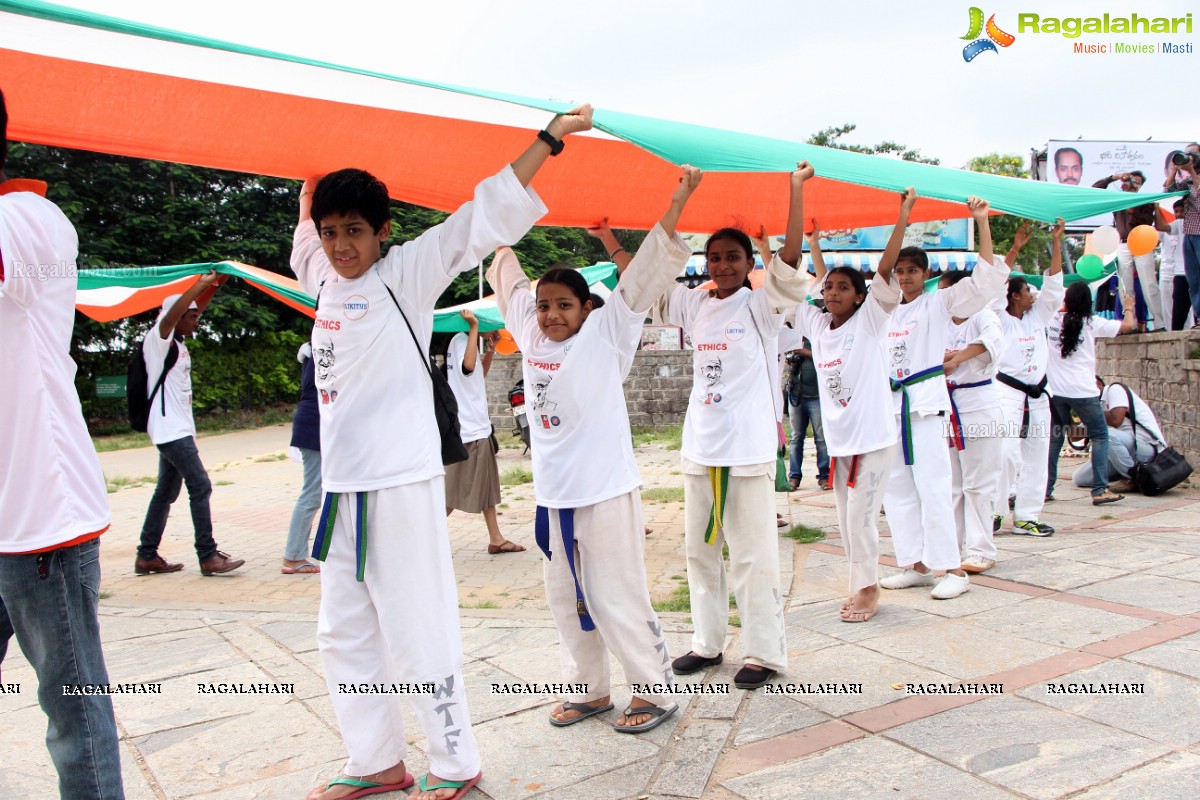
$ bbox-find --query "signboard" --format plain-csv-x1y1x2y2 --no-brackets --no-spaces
804,218,972,251
640,326,683,351
96,375,127,399
1046,139,1192,227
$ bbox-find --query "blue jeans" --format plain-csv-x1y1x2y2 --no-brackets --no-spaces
788,395,829,482
0,538,125,799
1048,395,1110,497
283,448,322,561
1184,232,1200,321
137,436,217,562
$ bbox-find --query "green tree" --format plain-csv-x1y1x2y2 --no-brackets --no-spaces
807,123,941,165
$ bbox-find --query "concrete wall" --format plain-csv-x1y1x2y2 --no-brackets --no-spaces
1096,330,1200,469
486,351,695,439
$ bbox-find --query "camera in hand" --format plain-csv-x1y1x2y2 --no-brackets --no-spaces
1170,149,1200,168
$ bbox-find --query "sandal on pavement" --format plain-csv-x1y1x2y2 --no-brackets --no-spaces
281,562,320,574
487,540,526,554
415,772,481,800
548,700,614,727
307,772,414,800
1091,491,1124,506
612,701,678,733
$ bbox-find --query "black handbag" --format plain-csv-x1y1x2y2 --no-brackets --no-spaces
1115,384,1192,496
381,282,469,466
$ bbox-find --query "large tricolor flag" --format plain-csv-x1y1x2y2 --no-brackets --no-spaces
0,0,1183,238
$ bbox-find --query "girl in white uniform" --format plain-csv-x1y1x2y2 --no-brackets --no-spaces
879,195,1009,600
489,167,700,733
654,164,815,690
792,203,902,622
938,271,1004,573
993,220,1066,536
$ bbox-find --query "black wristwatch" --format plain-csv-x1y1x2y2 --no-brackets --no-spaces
537,129,565,156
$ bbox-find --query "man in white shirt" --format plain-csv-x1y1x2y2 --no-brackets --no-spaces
0,87,125,799
1073,376,1168,493
135,278,245,576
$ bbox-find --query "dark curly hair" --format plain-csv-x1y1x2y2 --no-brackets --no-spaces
1006,275,1029,310
1059,281,1093,359
311,168,391,233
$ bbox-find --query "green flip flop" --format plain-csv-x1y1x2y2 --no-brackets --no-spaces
416,772,482,799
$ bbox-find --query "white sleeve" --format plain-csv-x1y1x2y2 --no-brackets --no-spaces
0,195,79,310
485,248,540,353
765,252,813,312
616,223,692,313
777,326,806,354
1102,384,1127,413
289,223,334,298
1033,272,1066,323
940,254,1010,319
971,309,1004,365
650,282,693,329
382,165,547,309
1093,317,1123,339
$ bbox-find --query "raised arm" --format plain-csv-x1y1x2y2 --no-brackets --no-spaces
585,217,632,274
805,226,827,282
158,270,219,339
1005,222,1031,268
777,162,815,267
749,224,773,269
459,310,481,374
617,165,701,312
510,106,593,188
877,188,917,282
1154,206,1173,233
1047,218,1064,276
970,196,994,265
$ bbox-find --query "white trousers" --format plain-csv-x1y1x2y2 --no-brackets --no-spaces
884,413,960,571
684,471,787,671
1161,271,1175,330
317,478,480,780
996,391,1051,523
541,490,672,707
949,405,1003,561
831,446,894,593
1116,243,1163,328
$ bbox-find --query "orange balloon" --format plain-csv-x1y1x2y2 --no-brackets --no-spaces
1127,224,1159,258
493,328,519,355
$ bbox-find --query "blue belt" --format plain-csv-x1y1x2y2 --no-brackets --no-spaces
535,506,595,632
890,365,946,465
947,378,993,450
312,491,369,582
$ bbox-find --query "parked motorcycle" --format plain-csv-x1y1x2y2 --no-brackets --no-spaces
508,379,531,453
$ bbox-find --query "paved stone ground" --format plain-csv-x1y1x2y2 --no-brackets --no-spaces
2,426,1199,799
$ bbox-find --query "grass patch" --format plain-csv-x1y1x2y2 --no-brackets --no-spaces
642,487,684,504
91,405,295,452
460,600,499,609
99,591,112,600
783,524,827,543
105,475,156,494
499,503,509,509
513,495,525,501
652,577,736,613
500,467,533,486
215,480,233,486
632,424,683,450
1098,514,1116,520
254,452,288,463
1190,346,1200,359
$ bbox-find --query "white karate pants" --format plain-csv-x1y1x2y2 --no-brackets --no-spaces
317,478,480,780
542,490,672,707
996,390,1051,523
949,405,1003,561
684,471,787,671
831,446,894,593
884,413,961,572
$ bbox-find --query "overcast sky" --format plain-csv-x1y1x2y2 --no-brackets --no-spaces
60,0,1200,169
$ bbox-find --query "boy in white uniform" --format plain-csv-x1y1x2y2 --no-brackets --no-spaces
0,87,125,799
291,106,592,800
879,196,1008,599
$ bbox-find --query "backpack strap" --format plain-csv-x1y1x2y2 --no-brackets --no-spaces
377,278,439,387
1114,382,1163,459
148,339,180,418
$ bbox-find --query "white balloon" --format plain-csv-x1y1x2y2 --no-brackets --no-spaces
1092,225,1120,255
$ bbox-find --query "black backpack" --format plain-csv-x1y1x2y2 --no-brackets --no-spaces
127,336,179,432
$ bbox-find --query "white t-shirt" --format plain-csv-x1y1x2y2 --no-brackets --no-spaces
1165,221,1186,279
887,254,1011,416
1101,383,1167,454
944,308,1002,413
497,223,690,508
994,273,1065,410
0,188,111,553
794,273,900,457
143,309,196,446
445,332,493,444
1046,313,1122,399
290,165,546,492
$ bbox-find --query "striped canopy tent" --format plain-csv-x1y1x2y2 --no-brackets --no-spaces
75,260,620,332
0,0,1186,237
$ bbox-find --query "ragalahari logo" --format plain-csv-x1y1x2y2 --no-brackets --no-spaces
961,7,1016,61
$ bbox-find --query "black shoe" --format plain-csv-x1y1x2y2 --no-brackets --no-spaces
734,664,777,690
1008,495,1016,510
993,515,1003,533
671,651,723,675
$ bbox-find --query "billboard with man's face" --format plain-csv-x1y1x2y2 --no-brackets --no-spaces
1046,139,1193,227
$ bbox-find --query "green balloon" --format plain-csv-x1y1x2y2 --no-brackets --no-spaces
1075,254,1105,281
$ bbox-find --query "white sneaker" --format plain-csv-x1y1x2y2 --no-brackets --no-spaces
930,572,971,599
880,569,936,589
960,556,995,574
